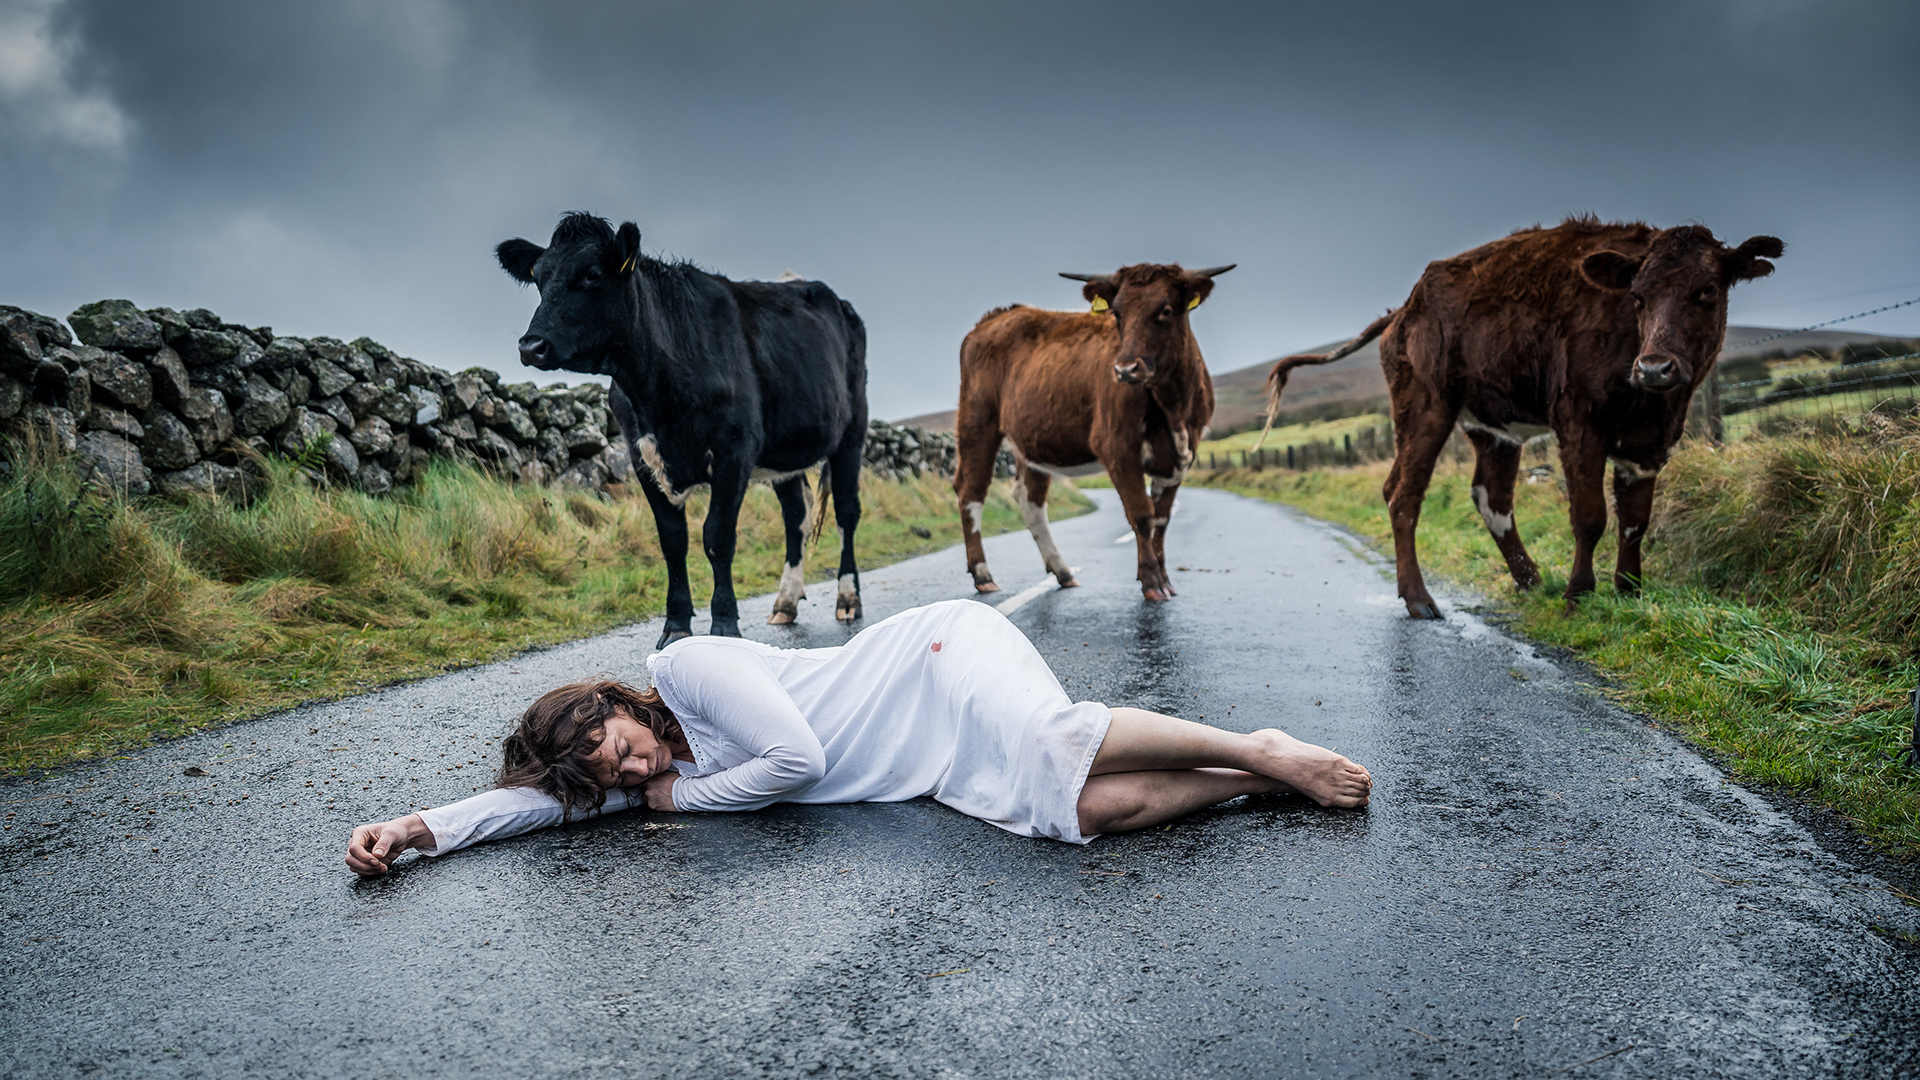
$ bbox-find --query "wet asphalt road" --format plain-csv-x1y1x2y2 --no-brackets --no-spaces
4,486,1918,1079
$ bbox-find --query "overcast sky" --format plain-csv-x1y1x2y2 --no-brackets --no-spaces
2,0,1915,420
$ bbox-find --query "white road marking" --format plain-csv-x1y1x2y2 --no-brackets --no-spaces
994,567,1080,616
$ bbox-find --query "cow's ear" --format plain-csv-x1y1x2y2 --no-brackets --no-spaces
1080,279,1118,308
1580,250,1642,291
497,239,544,284
611,222,641,275
1723,235,1784,283
1182,276,1217,311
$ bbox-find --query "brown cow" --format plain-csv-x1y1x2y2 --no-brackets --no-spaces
955,263,1233,601
1265,217,1783,619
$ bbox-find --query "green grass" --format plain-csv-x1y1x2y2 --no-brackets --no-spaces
1196,430,1920,858
0,444,1089,772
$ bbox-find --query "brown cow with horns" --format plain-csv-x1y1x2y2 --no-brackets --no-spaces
1264,216,1783,619
955,262,1233,601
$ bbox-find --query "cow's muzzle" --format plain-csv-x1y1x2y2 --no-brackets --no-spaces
518,333,556,369
1113,358,1149,385
1630,353,1689,392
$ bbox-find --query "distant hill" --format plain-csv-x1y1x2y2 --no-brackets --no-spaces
895,325,1914,434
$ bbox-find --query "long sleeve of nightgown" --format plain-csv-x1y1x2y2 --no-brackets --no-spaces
656,642,827,812
414,784,637,857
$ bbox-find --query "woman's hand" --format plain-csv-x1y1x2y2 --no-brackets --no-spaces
644,772,678,811
345,814,433,877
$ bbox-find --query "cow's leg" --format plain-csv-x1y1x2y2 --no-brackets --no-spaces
701,465,751,638
1148,476,1179,596
1611,458,1659,594
1105,456,1171,601
768,476,809,625
638,469,695,648
1465,428,1540,590
828,436,864,620
1558,431,1610,610
1383,409,1455,620
1016,463,1077,588
954,425,1004,593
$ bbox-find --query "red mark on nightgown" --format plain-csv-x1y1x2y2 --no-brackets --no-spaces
930,641,942,652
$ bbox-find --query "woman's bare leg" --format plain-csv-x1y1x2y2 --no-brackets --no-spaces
1077,768,1284,835
1091,707,1372,808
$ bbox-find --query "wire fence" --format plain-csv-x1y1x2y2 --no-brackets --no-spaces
1206,295,1920,474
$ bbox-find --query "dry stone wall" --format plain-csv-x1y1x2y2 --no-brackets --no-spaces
0,300,634,498
0,298,995,499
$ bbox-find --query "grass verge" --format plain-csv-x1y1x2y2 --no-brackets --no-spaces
0,445,1088,772
1197,430,1920,858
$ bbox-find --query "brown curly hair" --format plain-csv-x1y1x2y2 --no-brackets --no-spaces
496,679,680,818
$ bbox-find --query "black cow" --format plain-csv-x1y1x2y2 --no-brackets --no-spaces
497,213,868,647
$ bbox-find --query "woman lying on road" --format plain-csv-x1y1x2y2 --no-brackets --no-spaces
345,599,1371,876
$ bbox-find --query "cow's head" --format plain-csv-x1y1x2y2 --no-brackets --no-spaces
496,212,642,375
1060,263,1235,386
1580,226,1783,394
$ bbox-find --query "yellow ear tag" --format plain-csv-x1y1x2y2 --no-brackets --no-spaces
1090,296,1109,313
619,256,635,273
1186,295,1202,310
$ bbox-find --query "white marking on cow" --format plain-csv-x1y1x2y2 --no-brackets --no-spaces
1471,484,1514,539
994,567,1081,616
1018,486,1072,580
1114,500,1176,543
837,573,858,606
1622,525,1644,542
1611,458,1660,485
1027,460,1106,478
751,462,819,484
961,500,984,536
1458,408,1551,447
1140,441,1153,464
970,561,993,583
774,562,806,612
1149,475,1176,499
636,435,702,506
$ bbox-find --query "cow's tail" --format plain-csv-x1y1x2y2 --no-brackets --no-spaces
806,298,865,552
1252,310,1396,450
806,465,833,551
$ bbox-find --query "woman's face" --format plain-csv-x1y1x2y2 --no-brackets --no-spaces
585,710,674,790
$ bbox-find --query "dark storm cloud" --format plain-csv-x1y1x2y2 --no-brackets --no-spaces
2,0,1915,419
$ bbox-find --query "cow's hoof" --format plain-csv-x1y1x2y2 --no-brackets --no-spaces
1059,577,1080,589
656,627,694,649
709,618,741,638
835,601,862,621
768,610,797,625
974,581,1001,594
1404,600,1443,620
1142,588,1170,602
1515,572,1542,590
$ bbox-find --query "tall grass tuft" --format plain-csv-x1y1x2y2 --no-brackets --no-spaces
1653,416,1920,650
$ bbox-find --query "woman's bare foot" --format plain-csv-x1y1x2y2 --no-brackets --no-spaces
1248,729,1372,808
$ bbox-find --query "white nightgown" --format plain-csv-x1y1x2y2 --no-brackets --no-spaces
415,599,1113,852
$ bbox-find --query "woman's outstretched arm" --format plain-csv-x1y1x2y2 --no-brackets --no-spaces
344,784,641,876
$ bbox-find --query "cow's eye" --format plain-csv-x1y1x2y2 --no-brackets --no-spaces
1694,286,1718,304
583,266,604,283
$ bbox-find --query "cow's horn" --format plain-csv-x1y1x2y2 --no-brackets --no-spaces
1188,264,1237,278
1058,272,1114,284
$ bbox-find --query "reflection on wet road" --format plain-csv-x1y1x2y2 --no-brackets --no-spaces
3,487,1916,1078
